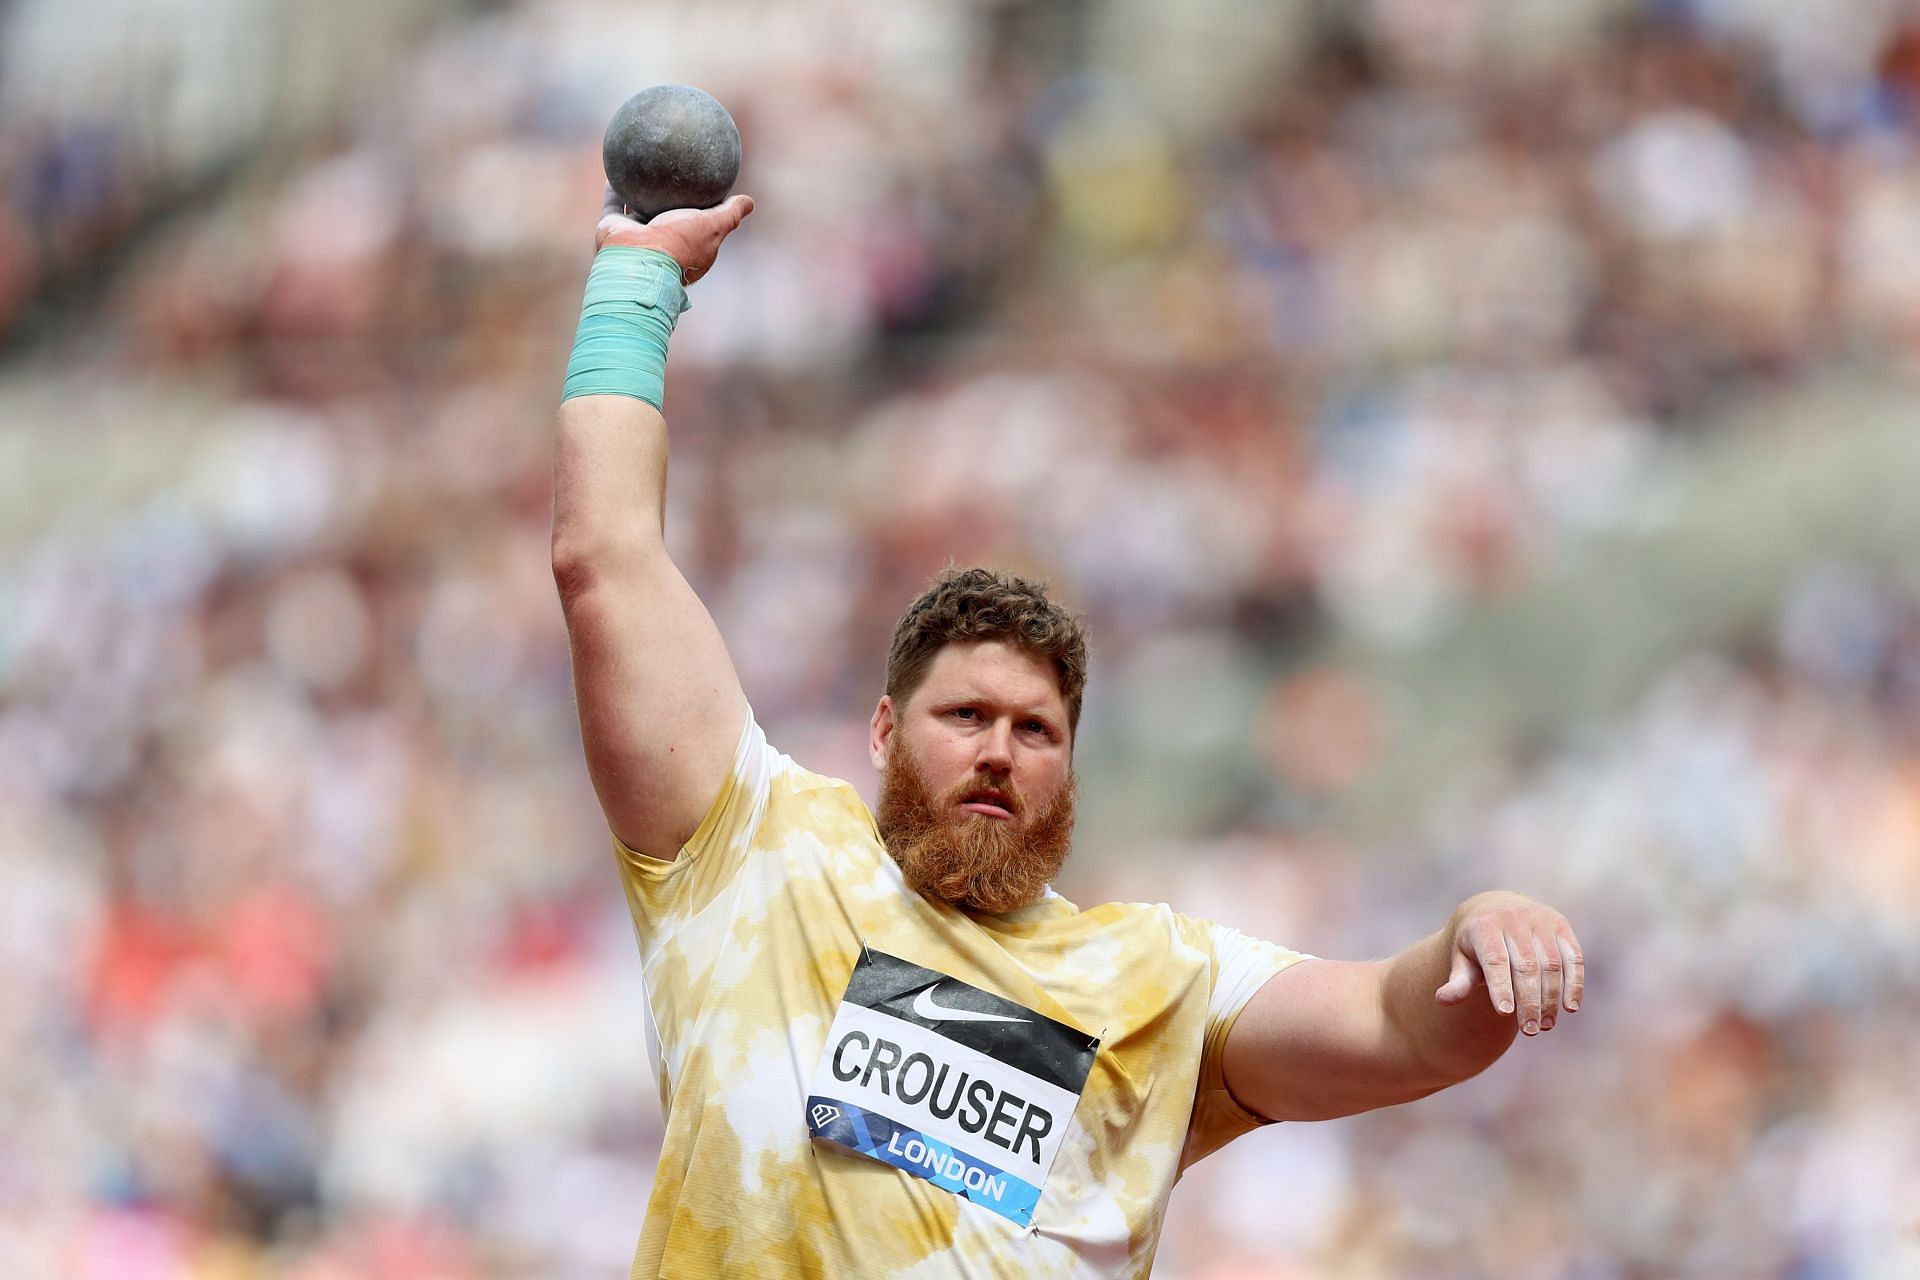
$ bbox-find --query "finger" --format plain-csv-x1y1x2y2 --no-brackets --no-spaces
601,184,623,220
1435,944,1478,1005
1558,932,1584,1011
714,192,756,227
652,196,747,229
1538,932,1562,1032
702,193,753,239
1475,928,1514,1018
1507,929,1542,1035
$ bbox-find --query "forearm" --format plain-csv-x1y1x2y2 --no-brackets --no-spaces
551,394,670,575
1223,892,1579,1122
550,243,689,572
1382,911,1518,1085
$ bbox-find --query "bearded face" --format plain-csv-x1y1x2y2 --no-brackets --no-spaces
875,745,1078,915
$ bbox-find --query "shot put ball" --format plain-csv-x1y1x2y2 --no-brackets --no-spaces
601,84,742,222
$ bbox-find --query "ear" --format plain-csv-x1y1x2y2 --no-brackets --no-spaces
869,695,897,771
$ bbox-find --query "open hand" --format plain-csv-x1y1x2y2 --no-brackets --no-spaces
594,185,754,285
1434,891,1584,1037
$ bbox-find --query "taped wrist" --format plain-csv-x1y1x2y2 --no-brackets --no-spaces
561,247,691,409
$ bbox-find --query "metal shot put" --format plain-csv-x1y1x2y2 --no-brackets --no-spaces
601,84,741,222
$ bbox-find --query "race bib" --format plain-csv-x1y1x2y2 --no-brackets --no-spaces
806,949,1099,1227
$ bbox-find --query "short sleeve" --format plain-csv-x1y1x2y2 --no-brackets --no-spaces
1182,923,1314,1170
612,711,776,906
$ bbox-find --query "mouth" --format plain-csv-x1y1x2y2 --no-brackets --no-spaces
957,788,1016,821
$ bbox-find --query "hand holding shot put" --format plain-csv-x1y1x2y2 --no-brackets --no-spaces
594,82,750,283
595,183,753,282
550,84,1584,1280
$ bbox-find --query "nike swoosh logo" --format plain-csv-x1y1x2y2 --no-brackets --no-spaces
911,986,1029,1024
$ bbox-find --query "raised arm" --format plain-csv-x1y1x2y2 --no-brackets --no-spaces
551,189,755,860
1221,891,1583,1121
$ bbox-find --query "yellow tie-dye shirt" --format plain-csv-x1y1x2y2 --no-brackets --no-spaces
614,713,1309,1279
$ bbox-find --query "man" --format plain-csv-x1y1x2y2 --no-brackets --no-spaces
551,188,1584,1278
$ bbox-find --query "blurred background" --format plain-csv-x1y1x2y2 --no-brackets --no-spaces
4,0,1919,1275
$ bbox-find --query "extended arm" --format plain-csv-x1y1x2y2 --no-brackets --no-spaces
551,191,755,859
1221,891,1583,1122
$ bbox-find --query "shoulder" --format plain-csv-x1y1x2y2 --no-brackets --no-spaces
1021,897,1210,969
756,749,885,853
1074,898,1203,944
1084,902,1313,998
771,751,860,798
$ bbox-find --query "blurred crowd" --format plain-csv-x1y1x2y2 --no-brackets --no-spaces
4,0,1920,1275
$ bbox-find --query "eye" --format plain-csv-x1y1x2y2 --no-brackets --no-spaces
1022,719,1055,740
950,707,980,722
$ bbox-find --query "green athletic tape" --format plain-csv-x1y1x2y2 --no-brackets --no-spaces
561,246,691,409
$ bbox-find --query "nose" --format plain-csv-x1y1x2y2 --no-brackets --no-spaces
976,718,1014,774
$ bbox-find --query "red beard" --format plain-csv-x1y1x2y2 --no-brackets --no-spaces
875,750,1078,915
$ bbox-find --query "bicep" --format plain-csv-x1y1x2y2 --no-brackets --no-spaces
560,546,748,861
1221,958,1445,1122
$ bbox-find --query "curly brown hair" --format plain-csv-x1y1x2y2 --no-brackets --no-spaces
885,566,1090,735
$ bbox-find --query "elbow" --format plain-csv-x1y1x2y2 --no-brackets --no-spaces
551,530,660,606
1406,1023,1517,1093
550,531,602,603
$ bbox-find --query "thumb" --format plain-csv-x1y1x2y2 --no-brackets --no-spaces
713,192,753,230
1435,943,1477,1005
